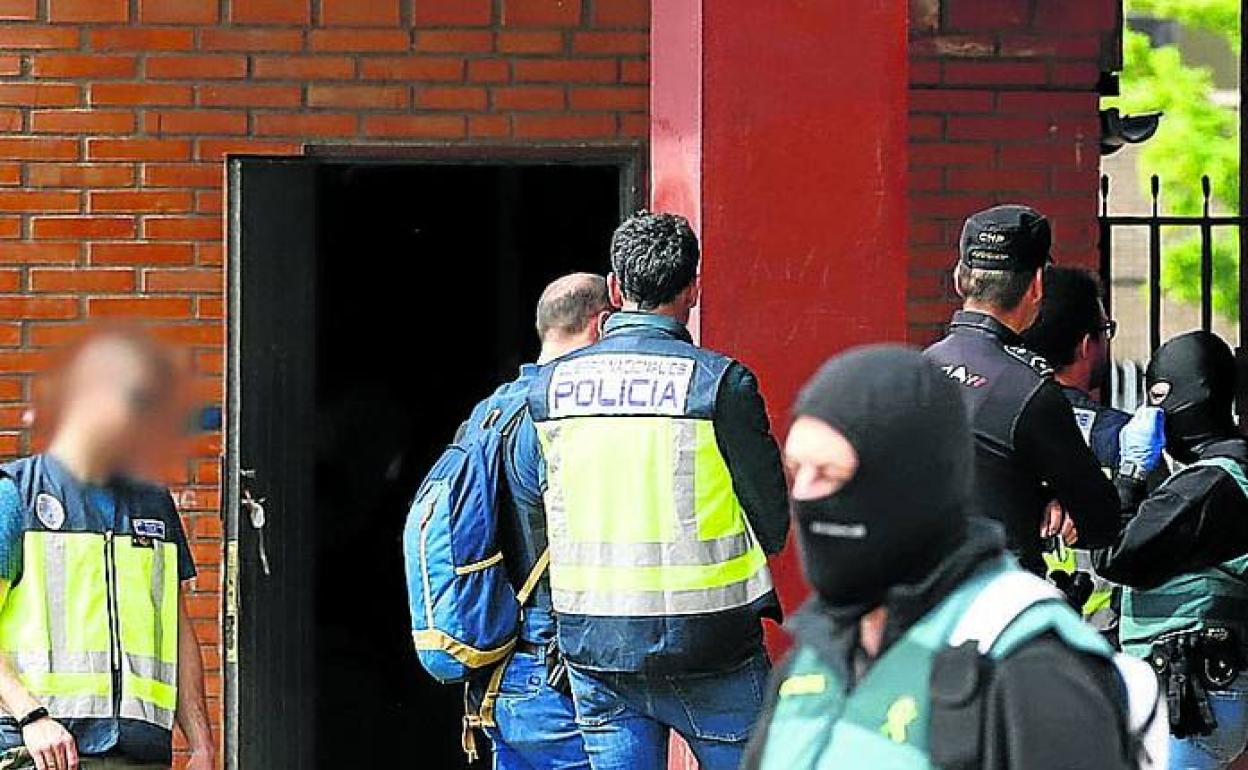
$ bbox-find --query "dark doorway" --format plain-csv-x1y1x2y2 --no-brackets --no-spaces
227,153,636,770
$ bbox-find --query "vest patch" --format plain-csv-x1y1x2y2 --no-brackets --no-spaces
1073,407,1096,443
881,695,919,744
132,518,167,540
779,673,826,697
547,354,695,418
34,493,65,531
940,363,988,389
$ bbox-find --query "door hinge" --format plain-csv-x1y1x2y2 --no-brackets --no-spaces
224,539,239,665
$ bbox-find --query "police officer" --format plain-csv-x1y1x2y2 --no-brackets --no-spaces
528,212,789,770
463,273,611,770
924,205,1159,574
745,346,1148,770
0,331,213,770
1096,331,1248,769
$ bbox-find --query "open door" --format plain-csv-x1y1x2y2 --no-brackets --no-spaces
225,157,319,770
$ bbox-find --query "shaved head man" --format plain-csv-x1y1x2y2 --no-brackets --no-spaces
0,329,213,770
536,272,612,363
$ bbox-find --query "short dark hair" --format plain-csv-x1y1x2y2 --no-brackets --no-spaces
610,211,699,309
535,273,610,340
1020,266,1105,369
954,262,1036,312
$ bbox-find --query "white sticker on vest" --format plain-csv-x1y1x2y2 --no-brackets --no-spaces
132,518,167,540
1073,407,1095,444
35,493,65,531
548,354,695,417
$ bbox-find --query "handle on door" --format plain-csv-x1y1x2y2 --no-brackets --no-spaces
241,487,272,576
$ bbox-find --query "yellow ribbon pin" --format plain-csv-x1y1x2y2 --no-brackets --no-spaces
881,696,919,744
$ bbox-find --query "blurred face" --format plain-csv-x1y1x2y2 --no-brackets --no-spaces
1086,302,1114,384
59,339,168,468
785,416,859,501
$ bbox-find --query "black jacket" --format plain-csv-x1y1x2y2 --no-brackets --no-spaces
925,311,1129,573
1095,438,1248,589
742,520,1132,770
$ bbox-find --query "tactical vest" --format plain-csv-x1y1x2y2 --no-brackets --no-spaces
528,330,773,667
759,559,1113,770
0,455,180,742
1121,457,1248,658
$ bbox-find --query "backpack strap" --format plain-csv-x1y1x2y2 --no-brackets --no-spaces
1187,456,1248,500
948,570,1064,652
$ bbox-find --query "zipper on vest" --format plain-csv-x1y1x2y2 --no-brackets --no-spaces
103,530,123,716
419,500,436,628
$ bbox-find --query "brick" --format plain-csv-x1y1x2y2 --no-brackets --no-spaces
0,111,18,132
89,190,193,213
231,0,310,25
943,61,1047,87
33,215,136,239
147,55,248,80
493,86,564,111
0,0,35,20
0,191,78,212
143,269,223,292
198,84,302,108
31,110,135,135
946,115,1056,141
362,114,465,138
308,84,408,109
910,35,995,59
0,297,78,320
909,143,995,167
513,58,616,82
87,138,191,161
468,59,510,83
0,242,80,263
1033,0,1115,34
139,0,219,24
497,31,565,55
908,115,943,140
415,30,493,53
360,56,463,81
32,54,137,78
141,164,221,188
512,113,614,139
90,241,195,265
573,32,647,55
28,163,135,188
593,0,647,27
0,218,19,238
503,0,580,27
0,138,78,161
0,56,19,76
468,114,509,138
143,217,221,241
321,0,399,26
146,110,249,136
412,0,492,25
308,29,410,52
89,297,192,319
31,268,134,292
415,86,486,110
618,112,646,138
200,28,303,52
197,242,224,266
0,165,16,186
999,143,1077,168
253,55,356,80
620,59,647,84
910,89,994,114
197,297,223,319
947,168,1048,193
49,0,128,22
0,84,80,107
0,27,80,49
90,27,194,51
997,92,1093,115
0,323,19,345
910,59,941,86
91,82,192,106
946,0,1029,30
998,34,1103,60
254,112,357,137
1048,62,1101,89
569,86,646,110
195,140,300,161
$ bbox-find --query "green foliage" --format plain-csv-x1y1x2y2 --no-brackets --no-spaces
1105,0,1240,318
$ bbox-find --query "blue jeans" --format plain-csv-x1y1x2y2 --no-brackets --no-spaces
1169,675,1248,769
482,651,590,770
567,651,770,770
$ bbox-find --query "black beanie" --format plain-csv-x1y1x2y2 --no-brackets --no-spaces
792,345,974,605
1146,331,1238,464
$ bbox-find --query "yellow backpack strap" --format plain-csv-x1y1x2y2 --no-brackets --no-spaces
460,548,551,761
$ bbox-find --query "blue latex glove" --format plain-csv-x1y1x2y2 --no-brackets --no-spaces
1118,406,1166,473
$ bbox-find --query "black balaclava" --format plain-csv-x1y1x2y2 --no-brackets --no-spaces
1146,331,1238,464
792,345,974,607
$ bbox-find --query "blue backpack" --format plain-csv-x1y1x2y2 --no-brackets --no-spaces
403,397,548,684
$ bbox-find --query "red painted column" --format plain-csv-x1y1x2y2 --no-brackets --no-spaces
651,0,911,644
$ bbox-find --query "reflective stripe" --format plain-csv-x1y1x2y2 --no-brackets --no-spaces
551,531,756,569
5,650,112,674
148,539,165,678
553,568,774,617
455,552,503,575
44,694,114,721
44,536,68,659
120,692,176,730
672,420,697,535
125,653,177,686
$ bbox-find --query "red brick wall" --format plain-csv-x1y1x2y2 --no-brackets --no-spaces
907,0,1121,345
0,0,647,760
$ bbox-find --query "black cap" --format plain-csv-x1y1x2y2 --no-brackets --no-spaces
959,204,1053,272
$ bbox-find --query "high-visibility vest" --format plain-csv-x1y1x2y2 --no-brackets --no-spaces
1121,456,1248,658
529,337,773,621
0,456,179,735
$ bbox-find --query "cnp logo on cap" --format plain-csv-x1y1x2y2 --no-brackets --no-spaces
959,204,1053,273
